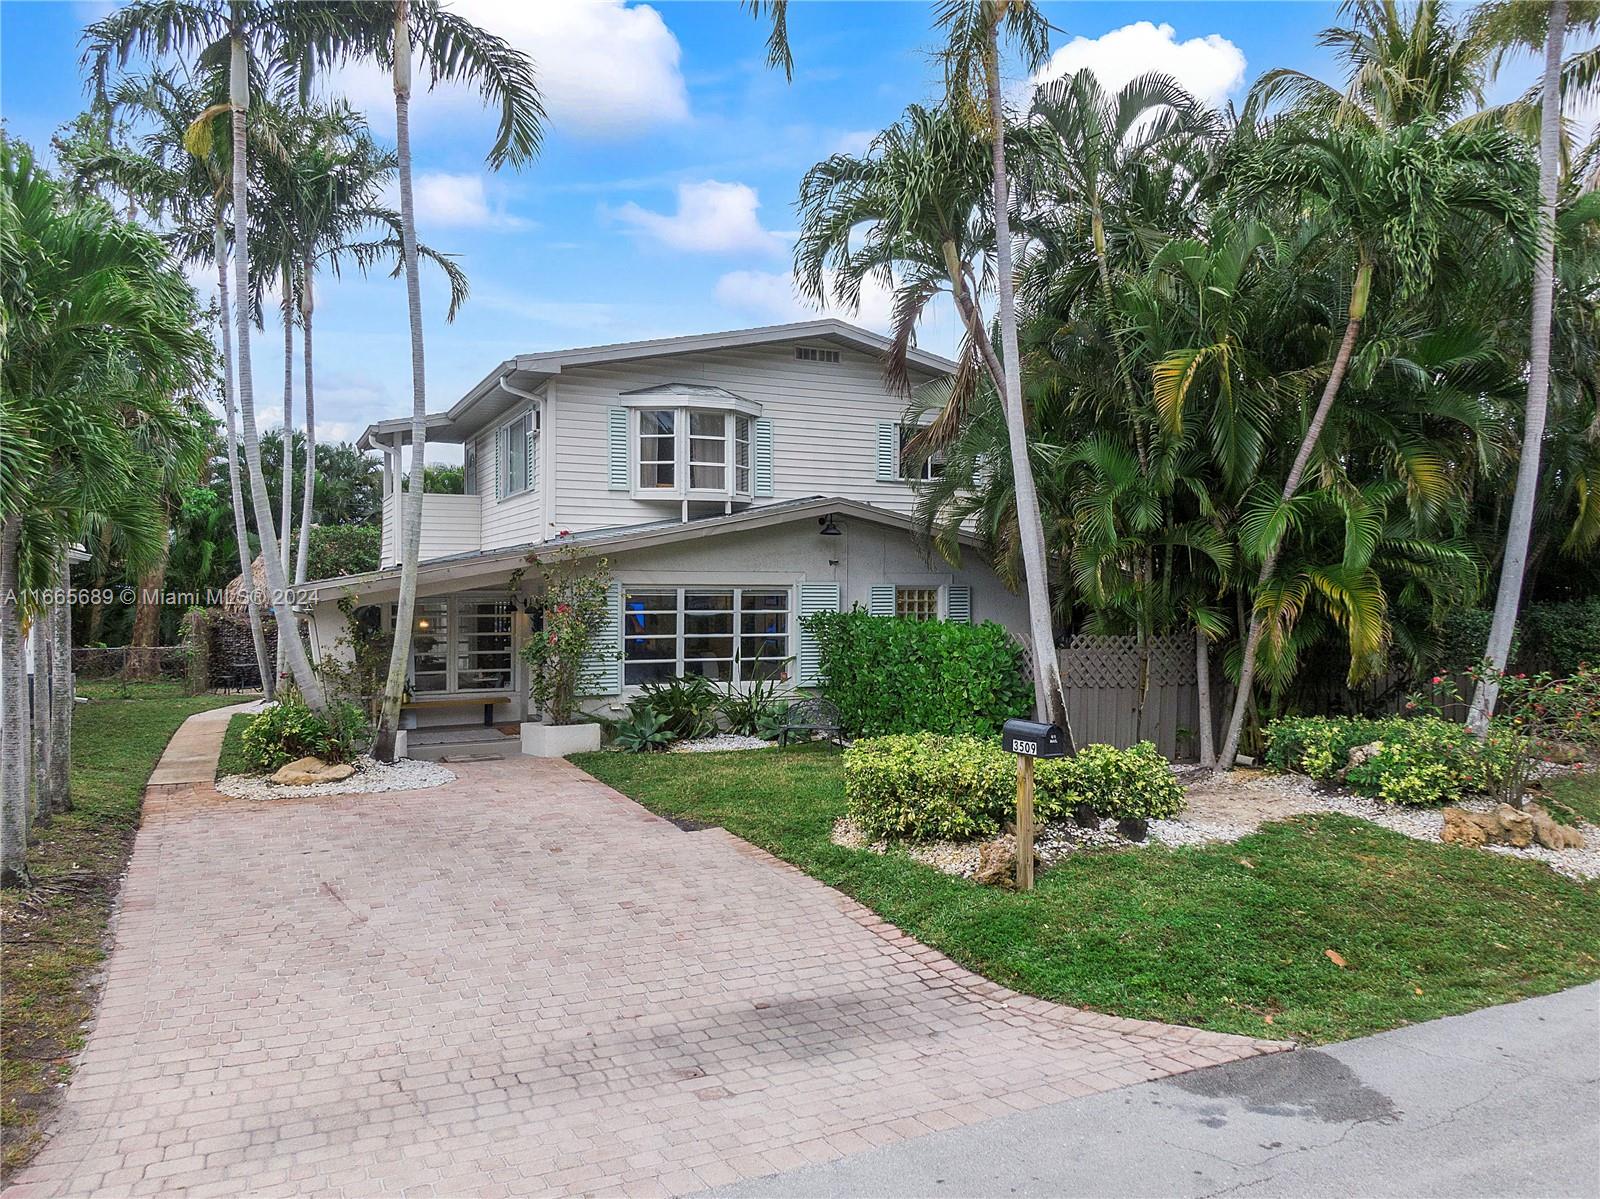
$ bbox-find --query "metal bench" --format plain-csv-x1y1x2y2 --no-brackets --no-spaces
778,697,845,748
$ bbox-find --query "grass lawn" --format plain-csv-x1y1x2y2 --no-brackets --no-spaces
1,682,247,1177
575,744,1600,1046
1541,770,1600,827
216,712,254,779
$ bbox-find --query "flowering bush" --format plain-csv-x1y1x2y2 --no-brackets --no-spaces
520,546,613,725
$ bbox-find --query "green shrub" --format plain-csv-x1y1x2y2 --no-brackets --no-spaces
1035,742,1185,822
612,703,676,753
844,735,1184,841
804,610,1031,737
1519,599,1600,677
240,693,368,772
638,674,719,739
1264,714,1516,806
844,734,1013,841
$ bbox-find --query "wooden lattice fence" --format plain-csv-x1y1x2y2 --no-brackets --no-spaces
1058,634,1207,760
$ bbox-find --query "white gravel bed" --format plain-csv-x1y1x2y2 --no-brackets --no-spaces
1146,818,1253,847
217,755,455,800
669,734,774,753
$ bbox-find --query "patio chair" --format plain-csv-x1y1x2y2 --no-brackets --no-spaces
778,697,845,748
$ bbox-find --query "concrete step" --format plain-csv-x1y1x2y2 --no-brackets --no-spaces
407,736,521,763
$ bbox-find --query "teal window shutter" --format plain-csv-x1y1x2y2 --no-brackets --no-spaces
608,408,629,491
754,418,775,497
876,422,897,481
946,584,971,623
579,580,622,696
868,585,895,617
796,581,840,688
526,413,538,491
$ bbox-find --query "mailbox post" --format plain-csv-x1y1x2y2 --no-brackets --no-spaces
1001,719,1067,892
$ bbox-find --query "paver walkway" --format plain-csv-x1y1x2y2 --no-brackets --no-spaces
9,714,1283,1198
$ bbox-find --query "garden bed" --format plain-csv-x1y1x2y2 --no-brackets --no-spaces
215,713,455,797
574,744,1600,1044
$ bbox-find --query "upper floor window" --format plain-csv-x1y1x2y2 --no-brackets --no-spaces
495,408,537,500
899,424,946,482
632,408,757,499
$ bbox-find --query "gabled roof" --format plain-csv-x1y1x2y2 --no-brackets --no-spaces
299,496,976,602
358,319,956,449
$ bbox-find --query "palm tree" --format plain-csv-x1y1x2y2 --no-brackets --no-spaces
290,0,542,759
84,1,333,710
1466,0,1600,733
936,0,1068,731
1213,111,1530,766
2,137,211,886
74,65,278,695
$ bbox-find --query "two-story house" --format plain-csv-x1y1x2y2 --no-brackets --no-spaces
299,319,1029,752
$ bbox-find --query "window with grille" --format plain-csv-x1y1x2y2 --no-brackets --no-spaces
895,587,939,621
637,409,676,489
408,599,450,692
394,593,513,693
623,587,790,686
634,408,757,498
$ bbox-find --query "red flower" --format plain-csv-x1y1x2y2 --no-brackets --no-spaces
1431,676,1443,685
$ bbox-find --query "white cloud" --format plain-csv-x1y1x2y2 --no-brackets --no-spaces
331,0,688,140
378,173,528,230
1031,22,1246,109
614,181,784,255
714,268,965,360
832,129,876,156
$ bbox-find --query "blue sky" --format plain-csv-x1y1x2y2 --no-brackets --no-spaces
0,0,1550,458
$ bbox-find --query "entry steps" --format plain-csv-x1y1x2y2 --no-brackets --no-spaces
406,725,522,763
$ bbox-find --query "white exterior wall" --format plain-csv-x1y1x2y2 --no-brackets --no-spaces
309,510,1026,728
380,492,483,567
548,344,935,535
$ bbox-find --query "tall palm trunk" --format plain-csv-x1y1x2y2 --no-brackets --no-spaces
228,30,326,710
123,539,168,679
29,617,51,830
982,22,1070,738
48,547,72,812
275,264,295,689
1218,257,1372,768
294,254,317,589
1468,0,1566,735
1,515,31,887
1195,627,1216,767
215,213,273,698
374,0,428,762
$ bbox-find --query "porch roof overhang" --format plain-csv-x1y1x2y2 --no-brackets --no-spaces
298,496,984,603
355,413,460,452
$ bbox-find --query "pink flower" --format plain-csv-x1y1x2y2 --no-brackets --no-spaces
1431,676,1443,685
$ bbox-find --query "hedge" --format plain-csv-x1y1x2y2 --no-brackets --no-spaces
844,734,1183,842
804,610,1031,737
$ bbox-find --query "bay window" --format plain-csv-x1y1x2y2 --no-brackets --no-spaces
623,586,790,685
624,385,762,501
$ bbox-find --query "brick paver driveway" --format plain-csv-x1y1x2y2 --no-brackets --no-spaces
12,750,1282,1198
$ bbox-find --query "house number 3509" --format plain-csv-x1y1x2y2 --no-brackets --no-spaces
1014,740,1038,756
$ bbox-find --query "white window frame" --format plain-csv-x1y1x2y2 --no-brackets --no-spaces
897,423,946,483
494,407,538,502
462,442,478,496
621,585,792,688
631,406,758,501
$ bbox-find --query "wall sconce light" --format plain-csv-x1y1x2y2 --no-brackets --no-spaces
818,514,842,536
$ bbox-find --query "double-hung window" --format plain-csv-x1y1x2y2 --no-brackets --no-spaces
638,410,676,489
623,586,790,685
495,408,537,500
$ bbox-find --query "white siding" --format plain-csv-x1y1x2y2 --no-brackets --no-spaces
380,492,482,566
548,344,936,534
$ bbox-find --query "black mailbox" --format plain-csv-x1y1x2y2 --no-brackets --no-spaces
1002,718,1067,759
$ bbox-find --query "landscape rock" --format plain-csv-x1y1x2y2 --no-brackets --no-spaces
1441,804,1534,848
270,756,328,786
1531,809,1586,851
1342,741,1385,777
314,763,356,783
972,840,1015,887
